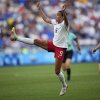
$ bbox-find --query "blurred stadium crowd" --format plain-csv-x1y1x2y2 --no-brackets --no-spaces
0,0,100,53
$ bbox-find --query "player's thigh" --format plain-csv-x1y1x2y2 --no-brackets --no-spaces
55,47,66,74
65,58,72,68
62,51,73,69
34,39,48,50
62,58,71,70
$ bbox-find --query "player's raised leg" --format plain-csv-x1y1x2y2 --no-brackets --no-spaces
10,27,48,50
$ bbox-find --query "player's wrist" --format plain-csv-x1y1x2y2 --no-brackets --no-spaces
94,48,97,51
78,47,81,51
77,45,80,51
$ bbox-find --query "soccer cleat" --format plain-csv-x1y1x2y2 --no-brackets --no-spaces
10,27,17,41
59,84,68,96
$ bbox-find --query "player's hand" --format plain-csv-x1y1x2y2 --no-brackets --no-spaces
36,2,41,10
62,5,66,11
62,2,71,10
78,50,81,54
92,48,96,53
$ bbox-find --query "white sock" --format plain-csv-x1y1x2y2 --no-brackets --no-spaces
17,36,34,45
12,28,34,45
58,71,66,87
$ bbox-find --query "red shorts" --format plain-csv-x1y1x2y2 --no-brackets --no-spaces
47,40,66,61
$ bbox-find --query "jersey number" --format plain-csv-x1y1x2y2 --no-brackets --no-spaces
55,28,58,33
59,51,63,57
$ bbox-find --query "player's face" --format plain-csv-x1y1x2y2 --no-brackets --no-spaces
56,11,64,23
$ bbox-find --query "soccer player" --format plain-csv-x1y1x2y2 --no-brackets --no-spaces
10,2,70,96
92,43,100,73
62,32,81,81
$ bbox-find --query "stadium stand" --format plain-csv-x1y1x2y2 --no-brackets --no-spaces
0,0,100,66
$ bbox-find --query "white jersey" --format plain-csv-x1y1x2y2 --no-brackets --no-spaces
51,19,69,48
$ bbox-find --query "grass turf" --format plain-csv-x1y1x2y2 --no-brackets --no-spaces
0,63,100,100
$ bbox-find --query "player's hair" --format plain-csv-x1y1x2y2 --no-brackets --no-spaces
58,10,69,28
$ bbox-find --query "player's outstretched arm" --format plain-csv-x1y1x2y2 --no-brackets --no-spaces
36,2,52,24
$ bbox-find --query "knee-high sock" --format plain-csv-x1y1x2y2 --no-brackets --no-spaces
13,28,35,45
58,71,66,87
17,36,34,45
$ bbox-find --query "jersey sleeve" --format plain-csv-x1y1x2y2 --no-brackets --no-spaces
51,19,57,25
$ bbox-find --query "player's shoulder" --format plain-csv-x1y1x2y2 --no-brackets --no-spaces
68,32,77,39
70,32,76,37
68,32,74,36
51,19,57,25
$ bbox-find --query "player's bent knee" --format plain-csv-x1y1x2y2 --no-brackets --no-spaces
63,67,67,71
55,70,60,75
34,39,40,44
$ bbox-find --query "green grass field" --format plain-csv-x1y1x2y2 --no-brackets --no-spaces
0,63,100,100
